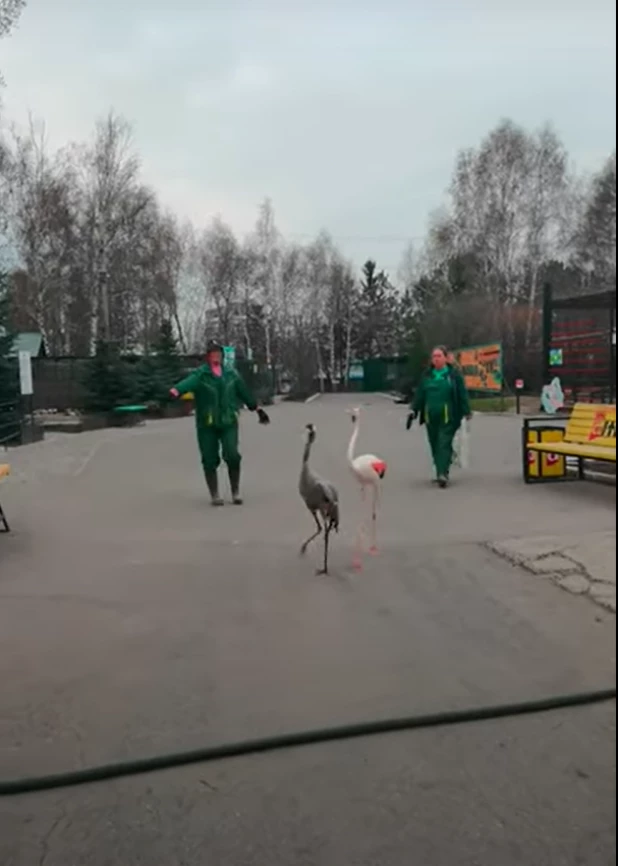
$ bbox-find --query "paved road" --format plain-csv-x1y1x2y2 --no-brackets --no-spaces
0,395,615,865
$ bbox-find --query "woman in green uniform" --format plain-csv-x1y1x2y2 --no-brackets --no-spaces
407,346,471,488
170,341,270,505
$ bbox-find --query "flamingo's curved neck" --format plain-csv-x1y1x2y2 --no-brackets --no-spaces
347,419,359,466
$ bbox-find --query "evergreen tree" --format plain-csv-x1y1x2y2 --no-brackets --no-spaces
135,320,185,407
355,260,398,358
0,271,19,444
83,341,135,413
153,320,184,382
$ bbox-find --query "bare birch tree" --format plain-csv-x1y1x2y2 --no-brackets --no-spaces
197,216,245,345
0,0,26,85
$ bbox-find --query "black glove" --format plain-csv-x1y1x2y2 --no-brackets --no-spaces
406,411,417,430
256,407,270,425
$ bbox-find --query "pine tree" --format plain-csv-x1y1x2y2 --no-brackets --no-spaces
136,321,185,407
83,341,134,413
153,320,184,383
355,260,398,358
0,271,19,444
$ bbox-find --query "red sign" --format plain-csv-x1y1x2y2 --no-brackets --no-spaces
515,379,524,390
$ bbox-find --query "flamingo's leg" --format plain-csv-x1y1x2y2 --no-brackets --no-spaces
352,487,368,570
368,484,380,555
353,520,366,570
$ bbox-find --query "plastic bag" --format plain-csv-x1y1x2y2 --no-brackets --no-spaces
452,418,471,470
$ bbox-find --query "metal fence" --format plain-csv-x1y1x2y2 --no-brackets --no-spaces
543,286,616,404
29,354,274,412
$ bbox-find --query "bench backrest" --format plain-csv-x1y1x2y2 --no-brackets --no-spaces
565,403,617,449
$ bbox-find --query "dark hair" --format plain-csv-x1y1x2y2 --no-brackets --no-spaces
426,345,449,371
205,340,223,355
431,345,449,358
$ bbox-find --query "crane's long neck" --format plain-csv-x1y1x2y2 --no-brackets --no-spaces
302,437,313,467
347,419,359,467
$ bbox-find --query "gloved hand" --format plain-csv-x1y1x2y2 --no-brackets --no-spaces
256,407,270,425
406,411,417,430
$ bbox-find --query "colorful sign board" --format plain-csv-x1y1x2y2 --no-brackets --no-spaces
452,343,503,393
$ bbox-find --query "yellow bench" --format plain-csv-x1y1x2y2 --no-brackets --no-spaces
523,403,616,484
0,462,10,532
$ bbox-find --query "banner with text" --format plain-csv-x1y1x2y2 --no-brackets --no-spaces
453,343,503,393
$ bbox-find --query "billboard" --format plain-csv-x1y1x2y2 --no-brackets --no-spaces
452,343,503,393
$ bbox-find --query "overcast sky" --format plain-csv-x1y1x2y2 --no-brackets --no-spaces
1,0,616,272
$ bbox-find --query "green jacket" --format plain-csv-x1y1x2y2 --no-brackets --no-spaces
175,365,257,429
412,365,470,429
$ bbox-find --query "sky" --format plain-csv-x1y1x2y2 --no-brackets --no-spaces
0,0,616,273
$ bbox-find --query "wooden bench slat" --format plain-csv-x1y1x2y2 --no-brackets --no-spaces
565,404,616,451
565,430,616,447
524,403,616,484
530,442,616,462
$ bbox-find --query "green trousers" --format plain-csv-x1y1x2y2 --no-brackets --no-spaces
425,419,457,477
197,424,241,475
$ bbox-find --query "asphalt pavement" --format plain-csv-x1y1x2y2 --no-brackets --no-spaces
0,395,615,865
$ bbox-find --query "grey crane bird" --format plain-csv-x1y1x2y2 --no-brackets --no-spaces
299,424,340,575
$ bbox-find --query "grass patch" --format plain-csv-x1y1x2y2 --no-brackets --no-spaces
469,396,516,413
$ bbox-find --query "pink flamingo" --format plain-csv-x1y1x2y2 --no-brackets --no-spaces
347,407,387,571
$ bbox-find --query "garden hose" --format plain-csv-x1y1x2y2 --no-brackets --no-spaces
1,687,615,797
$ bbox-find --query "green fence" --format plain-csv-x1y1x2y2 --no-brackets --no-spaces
361,357,409,393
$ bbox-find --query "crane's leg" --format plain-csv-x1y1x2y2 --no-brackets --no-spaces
316,523,331,575
368,484,380,555
300,512,322,556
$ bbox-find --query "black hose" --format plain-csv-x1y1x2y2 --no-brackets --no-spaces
1,687,615,797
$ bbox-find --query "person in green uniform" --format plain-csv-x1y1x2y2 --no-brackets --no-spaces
170,341,270,505
407,346,471,488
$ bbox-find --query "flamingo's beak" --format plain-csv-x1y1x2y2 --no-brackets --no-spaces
372,461,387,479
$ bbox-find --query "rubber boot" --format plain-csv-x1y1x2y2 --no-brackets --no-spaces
205,471,224,506
228,465,243,505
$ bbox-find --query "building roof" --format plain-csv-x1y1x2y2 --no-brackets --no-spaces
9,332,46,358
551,289,616,311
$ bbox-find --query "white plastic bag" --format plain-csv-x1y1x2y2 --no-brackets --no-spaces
452,418,471,470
